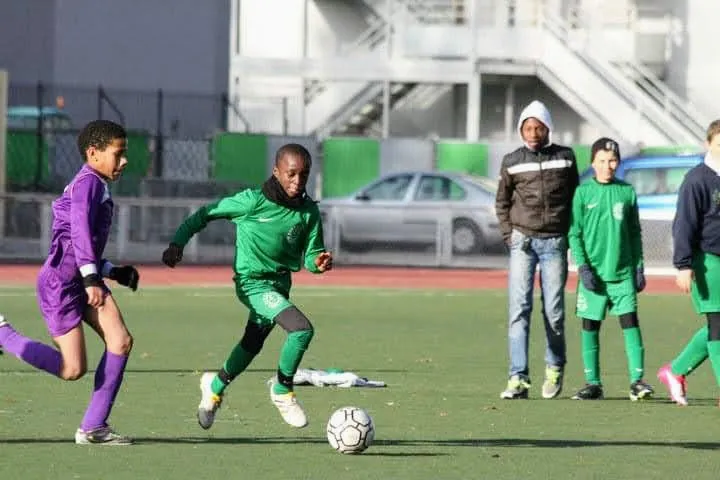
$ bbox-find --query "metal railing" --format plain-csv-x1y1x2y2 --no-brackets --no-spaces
0,192,675,270
539,9,702,145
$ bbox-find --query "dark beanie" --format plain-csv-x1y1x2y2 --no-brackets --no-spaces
591,137,621,161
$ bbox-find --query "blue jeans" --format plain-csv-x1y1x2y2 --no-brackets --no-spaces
507,229,568,379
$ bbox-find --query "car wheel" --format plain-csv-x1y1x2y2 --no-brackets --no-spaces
452,219,483,255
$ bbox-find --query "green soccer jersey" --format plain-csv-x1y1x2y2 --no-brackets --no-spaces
568,178,643,281
171,188,326,280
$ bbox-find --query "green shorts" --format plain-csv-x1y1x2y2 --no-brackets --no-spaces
691,252,720,314
576,277,637,321
234,276,294,326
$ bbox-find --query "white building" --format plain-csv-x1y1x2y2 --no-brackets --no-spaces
228,0,719,146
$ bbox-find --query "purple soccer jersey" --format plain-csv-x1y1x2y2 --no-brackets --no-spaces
37,164,114,337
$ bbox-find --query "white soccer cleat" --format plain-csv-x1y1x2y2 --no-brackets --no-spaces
269,379,308,428
75,426,132,445
0,314,9,328
197,372,223,430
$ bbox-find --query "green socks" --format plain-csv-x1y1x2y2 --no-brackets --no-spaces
273,329,315,395
582,326,645,384
670,326,709,376
708,341,720,387
581,329,601,385
622,327,644,383
211,343,257,395
208,328,315,396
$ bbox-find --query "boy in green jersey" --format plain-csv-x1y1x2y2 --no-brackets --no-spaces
162,143,332,429
567,137,654,401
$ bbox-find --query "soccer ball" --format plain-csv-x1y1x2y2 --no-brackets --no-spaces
326,406,375,454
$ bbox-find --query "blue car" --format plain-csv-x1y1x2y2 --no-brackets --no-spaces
580,152,705,262
580,152,704,220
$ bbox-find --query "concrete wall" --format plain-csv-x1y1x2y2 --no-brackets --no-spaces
663,0,720,123
0,0,229,94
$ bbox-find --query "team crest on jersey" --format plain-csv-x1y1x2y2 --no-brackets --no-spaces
286,223,304,246
262,292,283,309
612,202,624,220
577,292,588,312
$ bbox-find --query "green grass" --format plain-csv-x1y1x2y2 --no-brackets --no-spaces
0,286,718,479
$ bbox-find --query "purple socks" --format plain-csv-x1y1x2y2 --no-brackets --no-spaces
0,323,62,377
80,351,128,432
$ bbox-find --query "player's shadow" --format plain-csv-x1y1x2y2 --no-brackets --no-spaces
374,438,720,450
0,436,718,451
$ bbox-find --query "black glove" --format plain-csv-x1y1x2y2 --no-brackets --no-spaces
635,267,646,293
162,243,184,268
578,264,600,292
109,266,140,291
82,273,102,288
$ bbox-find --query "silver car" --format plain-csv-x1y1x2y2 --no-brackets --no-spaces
319,171,503,255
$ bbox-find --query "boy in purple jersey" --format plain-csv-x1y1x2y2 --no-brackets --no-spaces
0,120,139,445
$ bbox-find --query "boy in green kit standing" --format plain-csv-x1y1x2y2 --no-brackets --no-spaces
568,137,654,401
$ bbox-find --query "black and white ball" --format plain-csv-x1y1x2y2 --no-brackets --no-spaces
326,406,375,454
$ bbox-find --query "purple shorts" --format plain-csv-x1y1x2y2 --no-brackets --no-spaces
36,267,110,338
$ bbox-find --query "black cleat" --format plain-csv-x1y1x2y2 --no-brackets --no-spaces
629,380,654,401
571,384,604,400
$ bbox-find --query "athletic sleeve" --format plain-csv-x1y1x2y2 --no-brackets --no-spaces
628,189,644,269
70,175,103,276
672,177,701,270
495,155,514,243
567,187,589,267
303,204,326,274
172,189,257,247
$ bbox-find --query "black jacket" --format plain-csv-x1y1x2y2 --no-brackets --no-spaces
495,144,579,242
672,162,720,269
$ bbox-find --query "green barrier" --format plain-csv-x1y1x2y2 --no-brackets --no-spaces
6,130,49,190
435,141,488,176
211,133,268,186
322,137,380,198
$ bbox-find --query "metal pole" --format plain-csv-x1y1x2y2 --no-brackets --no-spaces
300,0,308,134
466,0,480,142
382,81,391,138
382,0,393,138
504,80,516,142
0,69,8,240
466,72,481,141
36,82,44,189
155,88,164,178
282,97,289,135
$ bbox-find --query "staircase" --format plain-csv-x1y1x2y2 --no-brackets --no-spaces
306,0,452,138
536,10,707,146
306,0,708,144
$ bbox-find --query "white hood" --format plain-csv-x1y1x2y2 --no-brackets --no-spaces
517,100,553,149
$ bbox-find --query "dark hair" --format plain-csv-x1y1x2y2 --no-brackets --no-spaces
275,143,311,167
77,120,127,161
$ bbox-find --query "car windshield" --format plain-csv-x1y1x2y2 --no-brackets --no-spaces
623,166,693,195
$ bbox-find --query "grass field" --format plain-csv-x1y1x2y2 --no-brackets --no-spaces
0,285,718,479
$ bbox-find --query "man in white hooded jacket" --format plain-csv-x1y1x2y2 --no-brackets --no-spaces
495,100,579,400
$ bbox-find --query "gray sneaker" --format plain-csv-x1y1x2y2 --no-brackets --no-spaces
500,375,530,399
542,365,564,399
75,426,132,445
